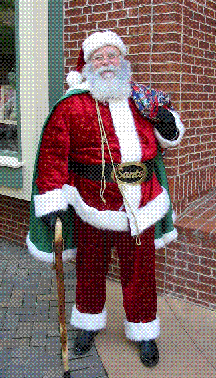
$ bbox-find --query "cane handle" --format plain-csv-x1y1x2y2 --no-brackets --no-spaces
55,217,62,243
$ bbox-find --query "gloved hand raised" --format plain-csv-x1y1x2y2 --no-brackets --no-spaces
154,107,179,141
41,210,66,233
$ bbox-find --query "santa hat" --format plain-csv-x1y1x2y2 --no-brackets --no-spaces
66,30,127,89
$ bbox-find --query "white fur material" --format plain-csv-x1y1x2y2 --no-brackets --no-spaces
26,232,77,264
65,78,90,94
108,98,142,231
155,227,178,249
130,187,170,236
70,304,107,331
66,71,82,87
62,184,130,232
154,110,185,148
34,188,68,217
63,184,170,236
82,30,127,63
124,315,160,341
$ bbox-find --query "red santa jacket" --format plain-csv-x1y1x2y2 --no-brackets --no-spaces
34,89,185,236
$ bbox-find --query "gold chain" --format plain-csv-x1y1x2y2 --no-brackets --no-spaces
95,99,141,245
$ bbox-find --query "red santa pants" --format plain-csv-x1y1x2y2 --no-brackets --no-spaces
70,213,160,341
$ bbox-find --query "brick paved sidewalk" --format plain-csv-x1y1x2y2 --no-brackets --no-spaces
0,238,109,378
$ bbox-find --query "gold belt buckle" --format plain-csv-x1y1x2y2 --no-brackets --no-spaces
111,162,148,185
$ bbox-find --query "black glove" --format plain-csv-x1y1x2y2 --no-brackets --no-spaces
154,107,179,141
41,210,66,233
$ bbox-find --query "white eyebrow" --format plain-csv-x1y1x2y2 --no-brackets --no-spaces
94,51,117,58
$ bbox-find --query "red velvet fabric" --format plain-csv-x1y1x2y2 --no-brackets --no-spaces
36,93,163,210
75,213,157,323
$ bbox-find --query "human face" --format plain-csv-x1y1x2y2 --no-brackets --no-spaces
91,45,121,79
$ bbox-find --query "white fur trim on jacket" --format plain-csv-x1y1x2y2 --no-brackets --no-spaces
124,315,160,341
66,71,82,88
70,304,107,331
154,110,185,148
26,232,77,264
82,30,127,63
65,76,90,94
62,184,170,237
34,188,68,217
124,187,170,236
155,227,178,249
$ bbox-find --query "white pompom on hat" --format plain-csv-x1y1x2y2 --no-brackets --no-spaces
82,30,127,62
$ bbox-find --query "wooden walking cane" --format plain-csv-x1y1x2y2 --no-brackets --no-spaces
53,217,71,378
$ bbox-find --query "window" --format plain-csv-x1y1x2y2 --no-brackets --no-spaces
0,0,17,153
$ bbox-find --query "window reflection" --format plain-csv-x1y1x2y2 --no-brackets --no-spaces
0,1,17,152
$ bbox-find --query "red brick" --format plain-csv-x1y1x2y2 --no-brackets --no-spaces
183,35,199,48
108,9,127,19
98,20,118,29
93,3,112,12
188,263,212,276
65,7,82,17
154,23,182,34
82,6,92,14
153,13,179,24
153,43,182,53
69,31,86,41
112,1,124,10
88,0,106,3
206,0,215,9
64,25,78,33
182,54,195,65
200,257,216,269
156,270,165,281
69,15,87,24
69,0,86,5
174,285,198,299
210,43,216,52
182,74,197,83
198,292,216,304
88,12,107,22
189,152,201,162
184,0,198,11
78,22,97,32
193,30,205,41
129,44,150,54
175,268,199,281
167,274,187,287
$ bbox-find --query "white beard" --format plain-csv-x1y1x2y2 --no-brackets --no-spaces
82,57,132,102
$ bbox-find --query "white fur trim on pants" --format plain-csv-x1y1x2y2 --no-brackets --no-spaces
124,315,160,341
70,304,107,331
34,188,68,217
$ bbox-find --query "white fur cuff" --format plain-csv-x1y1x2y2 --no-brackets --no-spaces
26,232,77,264
70,304,107,331
34,188,68,217
154,110,185,148
124,315,160,341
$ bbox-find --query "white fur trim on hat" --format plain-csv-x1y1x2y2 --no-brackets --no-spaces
82,30,127,62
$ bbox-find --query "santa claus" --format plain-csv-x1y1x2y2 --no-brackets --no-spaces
26,30,185,367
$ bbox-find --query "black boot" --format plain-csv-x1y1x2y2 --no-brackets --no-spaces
139,339,159,368
74,329,99,356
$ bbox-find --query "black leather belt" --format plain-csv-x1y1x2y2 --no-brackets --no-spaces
69,159,154,185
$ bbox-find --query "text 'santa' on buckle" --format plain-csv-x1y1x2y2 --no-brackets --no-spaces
111,162,148,185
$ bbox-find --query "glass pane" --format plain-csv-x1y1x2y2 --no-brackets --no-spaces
0,0,17,152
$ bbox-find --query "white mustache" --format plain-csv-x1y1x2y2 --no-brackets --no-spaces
97,65,117,74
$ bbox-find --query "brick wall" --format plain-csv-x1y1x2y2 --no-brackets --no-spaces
0,195,30,246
